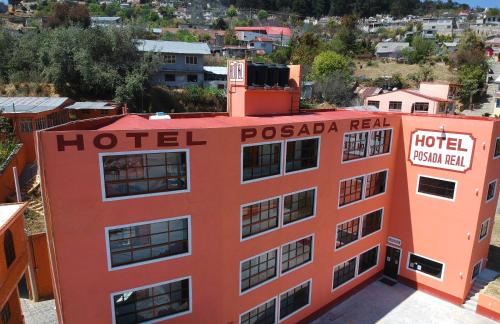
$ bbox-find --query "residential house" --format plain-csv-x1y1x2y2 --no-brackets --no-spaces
375,42,409,60
90,16,122,28
422,17,456,38
247,37,274,55
136,40,211,87
0,97,71,162
364,83,457,114
234,26,292,46
65,101,124,120
0,203,29,324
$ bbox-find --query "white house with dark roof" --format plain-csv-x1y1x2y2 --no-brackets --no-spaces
375,42,409,60
136,40,211,87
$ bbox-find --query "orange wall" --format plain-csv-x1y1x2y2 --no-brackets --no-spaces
477,293,500,321
37,113,500,323
0,144,27,203
28,233,54,300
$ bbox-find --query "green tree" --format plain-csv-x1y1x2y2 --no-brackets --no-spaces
257,10,268,21
458,64,485,110
311,50,352,80
224,28,239,45
402,36,435,64
212,17,228,30
226,5,237,18
290,32,323,67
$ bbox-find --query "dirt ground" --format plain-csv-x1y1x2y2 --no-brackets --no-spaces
354,60,458,83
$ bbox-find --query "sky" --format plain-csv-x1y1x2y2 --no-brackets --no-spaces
0,0,498,9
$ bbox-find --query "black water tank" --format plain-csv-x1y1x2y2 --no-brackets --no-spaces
246,62,256,86
254,63,267,86
266,64,279,87
277,65,290,87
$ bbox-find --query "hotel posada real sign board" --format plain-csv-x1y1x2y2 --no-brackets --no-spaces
409,129,475,172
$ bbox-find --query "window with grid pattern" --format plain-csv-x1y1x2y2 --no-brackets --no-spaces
367,101,380,108
285,138,319,173
343,132,368,161
333,257,357,289
413,102,429,113
365,171,387,198
20,119,32,133
108,218,189,268
417,176,455,200
243,143,281,181
281,236,313,273
240,299,276,324
408,253,443,279
358,246,379,274
480,219,489,240
369,129,391,156
487,181,496,201
361,209,383,237
113,278,190,324
164,54,176,64
185,56,198,64
241,250,278,292
336,218,360,249
102,152,188,198
242,198,280,239
279,281,310,320
388,101,402,110
495,138,500,158
339,177,364,207
283,189,315,225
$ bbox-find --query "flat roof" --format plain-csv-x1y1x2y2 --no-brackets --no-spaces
0,97,70,114
136,40,211,55
0,203,25,234
66,102,117,110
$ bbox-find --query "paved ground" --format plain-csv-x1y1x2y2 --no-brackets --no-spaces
312,280,496,324
463,60,499,117
20,298,57,324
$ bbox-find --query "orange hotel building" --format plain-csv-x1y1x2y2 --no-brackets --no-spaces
37,61,500,324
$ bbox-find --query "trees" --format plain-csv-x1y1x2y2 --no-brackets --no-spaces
212,17,228,30
224,28,239,45
290,33,323,67
311,51,352,79
257,10,268,21
402,36,435,64
47,3,91,28
226,5,237,19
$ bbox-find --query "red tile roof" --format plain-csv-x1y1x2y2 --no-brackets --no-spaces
235,26,292,37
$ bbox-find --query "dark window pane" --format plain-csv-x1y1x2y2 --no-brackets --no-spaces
241,250,277,292
480,219,489,240
109,218,189,268
283,189,315,225
343,132,368,161
4,229,15,268
243,143,281,181
242,198,280,239
495,139,500,158
279,282,310,320
487,181,496,201
286,138,319,173
339,177,363,206
103,152,188,198
281,236,313,273
358,246,379,274
333,257,357,289
240,299,276,324
417,176,455,199
362,209,383,237
365,171,387,198
113,278,190,324
336,218,360,249
408,253,443,279
369,130,392,156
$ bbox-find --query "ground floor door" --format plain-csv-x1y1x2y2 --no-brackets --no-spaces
384,246,401,280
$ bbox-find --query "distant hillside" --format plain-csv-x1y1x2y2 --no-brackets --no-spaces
221,0,470,18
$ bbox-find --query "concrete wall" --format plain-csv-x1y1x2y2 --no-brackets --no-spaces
365,91,442,114
28,233,54,300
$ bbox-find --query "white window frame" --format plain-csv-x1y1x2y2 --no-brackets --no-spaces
239,247,280,295
110,275,192,324
164,54,176,64
240,195,282,242
280,234,314,276
281,187,317,228
341,128,393,164
334,215,361,251
388,101,402,111
486,179,497,203
185,55,198,65
278,279,312,322
416,174,457,202
105,215,191,271
335,208,384,251
284,135,321,175
479,218,491,242
357,244,380,276
239,296,278,324
471,259,482,282
338,169,389,209
99,148,190,202
494,137,500,160
406,252,445,281
241,140,284,184
332,256,358,292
